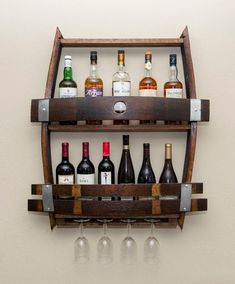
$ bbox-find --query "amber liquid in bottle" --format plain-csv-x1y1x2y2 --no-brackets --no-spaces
164,54,183,124
85,51,103,125
139,51,157,124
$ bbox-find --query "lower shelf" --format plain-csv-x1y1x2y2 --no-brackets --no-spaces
28,183,207,229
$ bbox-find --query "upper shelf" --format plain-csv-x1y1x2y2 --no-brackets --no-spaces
31,97,210,123
60,38,184,48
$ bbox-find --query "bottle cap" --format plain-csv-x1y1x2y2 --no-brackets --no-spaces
145,51,152,63
64,55,72,60
123,135,129,146
170,54,177,66
118,50,125,54
90,51,97,61
62,142,69,157
82,142,89,157
103,141,110,156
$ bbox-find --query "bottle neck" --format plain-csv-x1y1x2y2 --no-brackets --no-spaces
62,143,69,162
165,145,172,160
90,60,98,78
82,143,90,159
143,145,150,161
103,142,110,158
64,67,73,80
169,65,178,82
118,62,125,72
145,61,152,77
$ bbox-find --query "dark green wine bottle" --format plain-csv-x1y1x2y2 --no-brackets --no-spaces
159,143,178,183
59,55,77,98
138,143,156,183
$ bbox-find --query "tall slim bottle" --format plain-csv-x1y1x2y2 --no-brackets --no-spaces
56,142,75,184
159,144,178,183
137,143,156,183
118,135,135,184
77,142,95,184
112,50,130,125
139,51,157,124
85,51,103,125
59,55,77,98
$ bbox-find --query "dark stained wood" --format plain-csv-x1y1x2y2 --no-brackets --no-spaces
28,199,207,216
48,124,191,132
60,38,184,48
42,27,63,229
179,27,198,229
31,183,203,197
31,97,210,122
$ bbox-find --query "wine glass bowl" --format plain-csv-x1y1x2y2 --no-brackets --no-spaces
143,220,160,264
120,219,137,265
97,219,113,264
74,219,90,263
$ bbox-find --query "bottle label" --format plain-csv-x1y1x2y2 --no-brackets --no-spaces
85,88,103,97
165,88,183,98
59,87,77,98
101,172,112,184
64,59,72,67
58,175,74,184
77,174,95,184
139,89,157,97
113,82,131,96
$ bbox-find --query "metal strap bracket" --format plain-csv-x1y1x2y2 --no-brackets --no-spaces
190,99,201,121
42,185,54,212
38,99,49,122
180,183,192,212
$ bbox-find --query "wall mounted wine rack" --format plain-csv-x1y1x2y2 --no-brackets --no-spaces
28,26,210,230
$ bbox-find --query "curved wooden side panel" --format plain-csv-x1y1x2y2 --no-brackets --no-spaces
42,27,63,229
179,27,198,229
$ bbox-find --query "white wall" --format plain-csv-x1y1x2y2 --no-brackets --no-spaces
1,0,235,283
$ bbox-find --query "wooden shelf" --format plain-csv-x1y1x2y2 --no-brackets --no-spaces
31,97,210,123
28,183,207,228
60,38,184,48
28,26,209,230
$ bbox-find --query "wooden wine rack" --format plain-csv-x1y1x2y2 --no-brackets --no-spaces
28,26,210,230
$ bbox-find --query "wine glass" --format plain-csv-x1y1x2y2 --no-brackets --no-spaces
97,219,113,264
74,220,90,263
120,219,137,265
143,220,160,264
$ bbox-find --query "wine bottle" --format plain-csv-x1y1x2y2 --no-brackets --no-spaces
77,142,95,184
59,55,77,98
98,142,115,184
56,142,75,184
137,143,156,183
118,135,135,184
159,143,178,183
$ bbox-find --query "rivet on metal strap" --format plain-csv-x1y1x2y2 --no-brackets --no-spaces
180,183,192,212
38,99,49,122
190,99,201,121
42,185,54,212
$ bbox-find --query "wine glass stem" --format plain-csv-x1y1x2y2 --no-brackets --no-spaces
127,222,131,236
150,222,154,236
103,222,107,235
80,222,84,236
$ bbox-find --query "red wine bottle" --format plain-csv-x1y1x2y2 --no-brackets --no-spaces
77,142,95,184
159,143,178,183
137,143,156,183
118,135,135,184
56,142,75,184
98,142,115,184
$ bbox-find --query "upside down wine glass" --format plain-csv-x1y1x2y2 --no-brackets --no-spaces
74,220,90,263
97,219,113,264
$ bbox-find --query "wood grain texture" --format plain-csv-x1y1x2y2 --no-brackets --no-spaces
28,199,207,216
31,183,203,197
31,97,210,122
60,38,184,47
